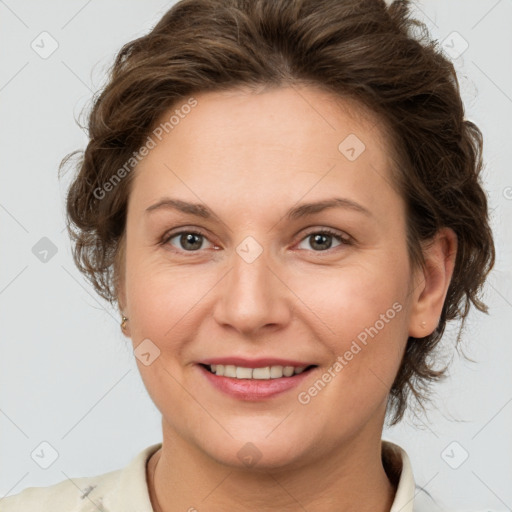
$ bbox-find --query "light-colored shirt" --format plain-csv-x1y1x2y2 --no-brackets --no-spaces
1,439,444,511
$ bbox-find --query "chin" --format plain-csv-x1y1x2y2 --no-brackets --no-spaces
192,420,321,471
209,442,308,472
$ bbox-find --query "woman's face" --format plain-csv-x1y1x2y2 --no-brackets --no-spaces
121,85,428,468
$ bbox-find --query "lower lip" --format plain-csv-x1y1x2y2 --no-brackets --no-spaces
198,365,315,401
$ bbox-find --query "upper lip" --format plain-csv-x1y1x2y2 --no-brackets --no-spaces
198,357,317,368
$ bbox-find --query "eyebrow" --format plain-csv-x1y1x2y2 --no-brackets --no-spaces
145,197,372,220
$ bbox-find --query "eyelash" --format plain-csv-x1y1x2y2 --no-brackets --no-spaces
160,227,353,255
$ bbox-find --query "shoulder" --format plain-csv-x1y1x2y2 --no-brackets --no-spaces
0,443,162,512
382,439,446,512
413,485,446,512
0,469,120,512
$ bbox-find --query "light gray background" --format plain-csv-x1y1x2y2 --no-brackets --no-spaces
1,1,511,511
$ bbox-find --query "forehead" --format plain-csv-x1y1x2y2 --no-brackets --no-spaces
129,85,400,215
154,84,389,156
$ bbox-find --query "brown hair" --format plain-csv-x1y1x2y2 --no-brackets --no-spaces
60,0,495,425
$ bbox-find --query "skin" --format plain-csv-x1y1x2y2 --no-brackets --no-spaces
117,85,457,512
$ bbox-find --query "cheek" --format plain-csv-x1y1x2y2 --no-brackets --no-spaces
124,256,204,413
125,250,224,361
293,256,409,397
125,242,190,328
299,256,408,338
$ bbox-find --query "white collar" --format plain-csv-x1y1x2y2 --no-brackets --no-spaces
383,439,444,511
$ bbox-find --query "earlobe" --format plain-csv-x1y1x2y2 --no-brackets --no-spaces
114,241,131,336
119,308,131,337
120,314,130,336
116,276,130,337
408,227,457,338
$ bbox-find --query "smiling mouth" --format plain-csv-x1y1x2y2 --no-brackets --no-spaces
199,363,317,380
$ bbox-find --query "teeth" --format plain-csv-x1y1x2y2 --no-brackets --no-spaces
224,365,236,378
283,366,295,377
236,366,253,379
270,366,284,378
207,364,309,379
252,367,270,379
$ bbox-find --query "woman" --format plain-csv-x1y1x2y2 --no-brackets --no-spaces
2,0,495,510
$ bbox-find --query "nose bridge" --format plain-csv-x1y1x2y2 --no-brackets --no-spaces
213,235,290,334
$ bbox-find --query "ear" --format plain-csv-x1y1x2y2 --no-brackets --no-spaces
408,227,457,338
115,236,131,337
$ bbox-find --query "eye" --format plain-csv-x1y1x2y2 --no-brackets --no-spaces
161,227,352,254
163,230,214,252
296,228,351,252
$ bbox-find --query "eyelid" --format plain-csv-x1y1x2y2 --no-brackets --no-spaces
161,225,353,254
161,227,215,248
297,226,353,245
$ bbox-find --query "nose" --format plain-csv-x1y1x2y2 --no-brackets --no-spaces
212,243,292,336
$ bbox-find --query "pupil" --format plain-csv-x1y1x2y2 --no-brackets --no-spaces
182,233,202,250
311,233,331,250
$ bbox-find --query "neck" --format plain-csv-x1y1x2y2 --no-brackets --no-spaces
147,422,396,512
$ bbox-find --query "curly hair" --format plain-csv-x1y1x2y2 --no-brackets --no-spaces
60,0,495,425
